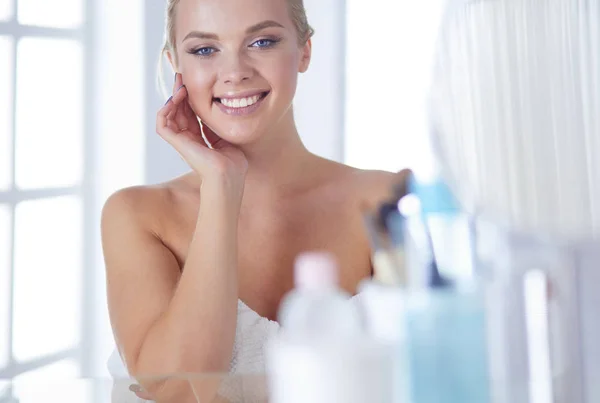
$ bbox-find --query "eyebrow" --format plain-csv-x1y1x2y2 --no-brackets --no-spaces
246,20,285,34
183,20,285,42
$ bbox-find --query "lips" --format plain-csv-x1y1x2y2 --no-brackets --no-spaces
214,92,269,108
213,91,270,116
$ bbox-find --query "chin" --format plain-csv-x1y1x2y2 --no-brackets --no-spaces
207,100,278,146
210,122,266,145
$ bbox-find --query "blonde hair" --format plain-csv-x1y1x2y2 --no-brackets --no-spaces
158,0,314,95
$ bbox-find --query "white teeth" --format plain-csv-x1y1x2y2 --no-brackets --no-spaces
220,94,262,108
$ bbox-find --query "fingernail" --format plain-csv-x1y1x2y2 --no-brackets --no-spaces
164,95,173,105
174,72,177,82
176,84,185,93
129,384,142,393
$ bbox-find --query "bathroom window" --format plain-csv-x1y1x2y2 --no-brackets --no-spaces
0,1,12,22
0,0,93,394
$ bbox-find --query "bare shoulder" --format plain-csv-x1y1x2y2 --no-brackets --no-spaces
353,168,409,207
323,160,410,207
101,173,198,235
101,175,200,378
354,168,403,190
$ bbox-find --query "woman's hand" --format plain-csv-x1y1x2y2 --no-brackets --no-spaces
157,73,248,194
129,384,152,401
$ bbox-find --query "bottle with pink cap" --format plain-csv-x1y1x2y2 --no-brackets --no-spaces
277,251,363,343
268,251,395,403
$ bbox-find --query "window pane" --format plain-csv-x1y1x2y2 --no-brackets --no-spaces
0,36,13,191
15,38,83,190
18,0,82,28
0,0,12,21
12,196,82,362
0,381,11,402
0,204,11,368
12,360,90,403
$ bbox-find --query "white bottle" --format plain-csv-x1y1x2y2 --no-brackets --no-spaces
268,252,394,403
277,251,363,342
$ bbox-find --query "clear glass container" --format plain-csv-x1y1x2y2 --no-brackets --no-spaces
428,1,600,402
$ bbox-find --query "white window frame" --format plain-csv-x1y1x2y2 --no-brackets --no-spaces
0,0,96,383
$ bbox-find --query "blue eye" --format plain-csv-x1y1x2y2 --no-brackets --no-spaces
193,47,216,56
251,39,277,48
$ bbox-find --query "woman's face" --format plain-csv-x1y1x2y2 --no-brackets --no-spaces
172,0,311,145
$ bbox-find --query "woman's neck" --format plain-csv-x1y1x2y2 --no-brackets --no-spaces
241,115,318,195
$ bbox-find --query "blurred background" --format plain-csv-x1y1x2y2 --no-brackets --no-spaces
0,0,444,384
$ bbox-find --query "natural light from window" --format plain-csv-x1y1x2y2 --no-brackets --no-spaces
14,37,83,190
12,196,82,362
0,204,10,368
0,0,12,21
345,0,444,178
0,35,12,191
17,0,82,28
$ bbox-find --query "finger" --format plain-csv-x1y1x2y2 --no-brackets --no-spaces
171,83,187,106
180,92,208,133
172,86,202,135
131,385,153,401
158,98,210,149
173,72,183,94
162,73,181,105
166,119,180,134
156,102,179,140
172,85,188,130
165,98,178,121
169,84,218,145
164,84,187,125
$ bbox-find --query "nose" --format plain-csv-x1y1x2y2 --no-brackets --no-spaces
220,52,254,85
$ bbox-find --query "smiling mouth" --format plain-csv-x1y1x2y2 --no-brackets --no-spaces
214,92,270,109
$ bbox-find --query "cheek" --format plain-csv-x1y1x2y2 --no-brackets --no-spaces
270,52,301,96
180,62,214,108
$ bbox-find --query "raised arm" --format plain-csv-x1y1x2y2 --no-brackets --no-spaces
102,74,249,403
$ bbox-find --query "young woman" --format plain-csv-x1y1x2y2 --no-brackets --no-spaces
102,0,409,400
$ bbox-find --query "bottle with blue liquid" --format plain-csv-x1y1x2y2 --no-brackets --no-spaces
404,178,490,403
